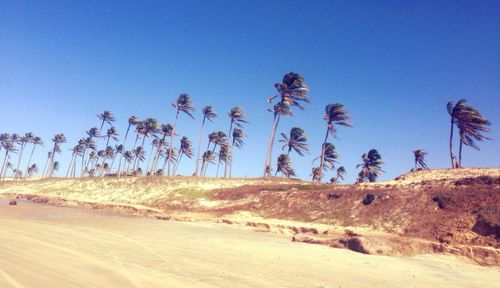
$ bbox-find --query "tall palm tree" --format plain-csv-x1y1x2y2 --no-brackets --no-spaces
67,144,83,177
105,126,119,147
123,150,134,175
264,72,309,177
99,146,115,177
14,132,33,180
229,128,245,177
112,144,124,175
276,154,295,178
134,118,159,172
80,136,96,177
447,99,467,168
124,116,140,145
168,93,195,176
24,136,43,177
173,136,194,175
153,124,174,174
330,166,346,184
203,131,228,177
194,106,217,176
280,127,309,156
225,106,248,178
46,133,66,178
455,103,491,168
98,110,115,132
412,149,429,170
356,149,384,183
319,103,352,177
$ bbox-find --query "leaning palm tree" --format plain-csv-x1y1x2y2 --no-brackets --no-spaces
172,136,194,175
276,154,295,178
225,106,248,178
80,136,96,177
97,110,115,131
123,150,134,175
67,144,83,178
124,116,140,145
216,144,230,178
1,140,17,181
24,136,43,178
455,103,491,168
99,146,115,177
49,161,60,177
134,118,159,171
229,128,245,177
330,166,346,184
168,93,195,176
447,99,467,168
194,106,217,176
153,124,174,174
201,150,216,177
312,143,339,182
356,149,384,183
280,127,309,156
105,126,119,147
319,103,352,176
27,164,38,178
264,72,310,177
14,133,33,180
45,133,66,178
412,149,429,170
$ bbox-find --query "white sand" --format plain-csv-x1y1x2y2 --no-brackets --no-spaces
0,200,498,288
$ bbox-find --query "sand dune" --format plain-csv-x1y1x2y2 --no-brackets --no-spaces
0,200,498,288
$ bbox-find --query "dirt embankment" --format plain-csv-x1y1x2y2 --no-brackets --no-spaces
1,168,499,265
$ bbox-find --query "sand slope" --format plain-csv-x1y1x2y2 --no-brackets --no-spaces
1,201,498,288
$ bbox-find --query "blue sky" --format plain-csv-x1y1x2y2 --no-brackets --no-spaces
1,0,499,182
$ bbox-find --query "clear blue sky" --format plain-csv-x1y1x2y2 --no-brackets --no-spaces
1,0,499,182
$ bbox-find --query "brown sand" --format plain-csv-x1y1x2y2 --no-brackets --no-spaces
0,200,498,288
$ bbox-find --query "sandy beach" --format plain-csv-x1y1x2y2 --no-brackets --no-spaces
1,200,498,288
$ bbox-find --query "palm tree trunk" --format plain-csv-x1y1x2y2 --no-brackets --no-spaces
318,127,330,180
263,114,281,177
105,136,110,148
224,121,234,178
42,155,50,179
458,138,463,168
173,151,183,176
146,142,155,175
167,112,179,176
66,154,74,177
25,144,36,177
194,118,206,176
80,148,87,177
449,118,456,168
216,160,220,178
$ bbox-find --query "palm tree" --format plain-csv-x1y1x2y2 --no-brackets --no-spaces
455,103,491,168
24,136,43,178
14,133,33,180
124,116,140,145
45,133,66,178
229,128,245,178
1,138,17,181
202,131,227,177
153,124,174,174
276,154,295,178
225,106,248,178
99,146,115,177
27,164,38,178
67,144,84,177
49,161,60,177
80,136,96,177
112,144,124,175
105,126,119,147
280,127,309,156
330,166,346,184
264,72,310,177
134,118,159,172
412,149,429,170
172,136,194,175
216,144,230,178
319,103,352,177
312,143,339,182
201,150,216,177
123,150,134,175
168,93,195,176
447,100,467,168
356,149,384,183
194,106,217,176
98,111,115,132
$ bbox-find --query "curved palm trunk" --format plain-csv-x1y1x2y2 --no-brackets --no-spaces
318,127,330,181
167,112,180,176
173,151,183,176
224,121,234,178
46,144,57,178
25,144,37,177
263,114,281,177
449,118,456,168
194,118,206,176
216,160,220,178
116,125,131,178
66,154,75,177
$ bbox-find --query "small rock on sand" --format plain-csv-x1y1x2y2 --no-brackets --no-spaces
9,200,17,206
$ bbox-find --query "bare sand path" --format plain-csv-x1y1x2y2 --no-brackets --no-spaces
0,200,498,288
